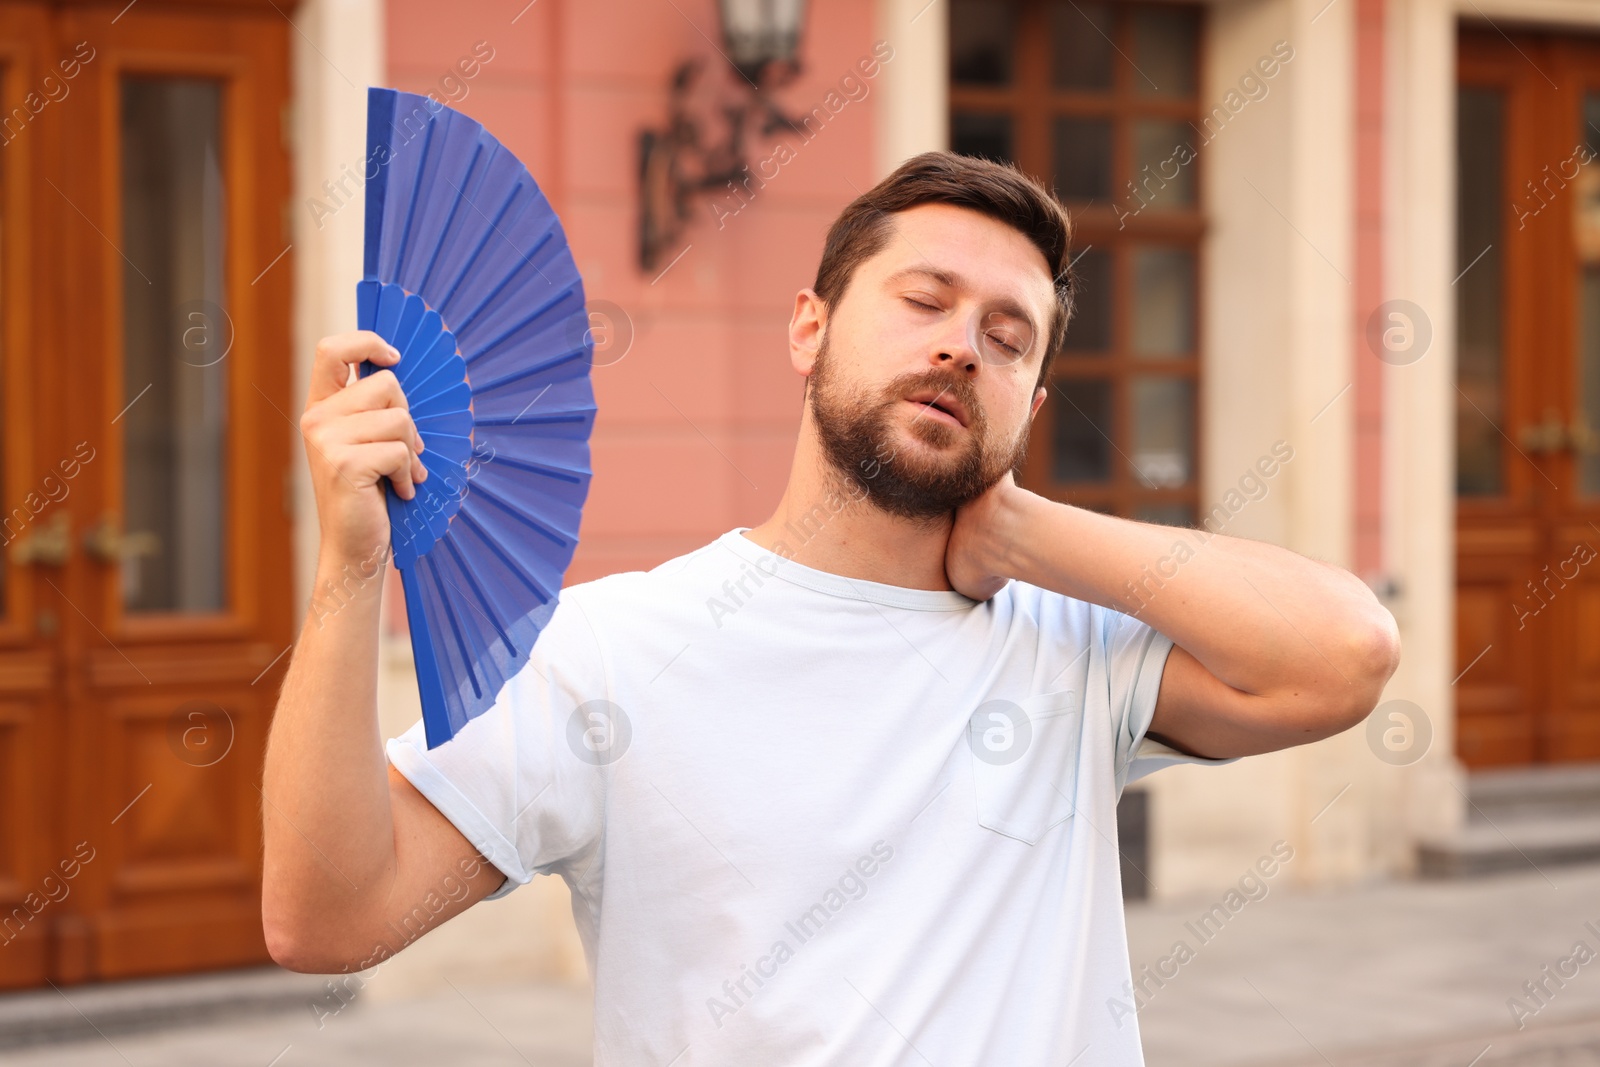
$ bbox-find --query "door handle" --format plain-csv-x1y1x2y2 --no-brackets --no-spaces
1518,409,1568,454
9,512,72,566
1569,414,1600,455
83,514,160,564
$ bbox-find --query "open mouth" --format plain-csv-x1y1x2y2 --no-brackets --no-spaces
905,392,968,428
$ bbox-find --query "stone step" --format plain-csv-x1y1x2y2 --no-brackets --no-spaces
1464,761,1600,822
0,965,333,1050
1417,812,1600,878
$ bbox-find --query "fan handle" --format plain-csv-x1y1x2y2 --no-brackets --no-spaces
398,561,456,749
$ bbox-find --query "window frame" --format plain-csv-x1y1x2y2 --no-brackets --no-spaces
949,0,1206,523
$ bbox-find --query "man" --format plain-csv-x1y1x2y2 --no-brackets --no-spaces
263,151,1400,1065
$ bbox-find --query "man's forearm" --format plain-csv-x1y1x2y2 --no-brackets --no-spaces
261,547,397,957
997,489,1398,709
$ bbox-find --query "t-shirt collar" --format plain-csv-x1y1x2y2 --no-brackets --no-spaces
716,527,983,612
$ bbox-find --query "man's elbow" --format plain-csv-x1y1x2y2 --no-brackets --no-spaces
264,915,326,973
1331,606,1402,728
262,896,364,974
263,935,312,975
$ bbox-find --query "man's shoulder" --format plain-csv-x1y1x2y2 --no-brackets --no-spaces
996,580,1165,652
1002,579,1103,623
556,532,732,620
523,536,733,687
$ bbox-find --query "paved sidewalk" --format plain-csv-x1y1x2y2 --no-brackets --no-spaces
1129,862,1600,1066
9,863,1600,1065
3,978,592,1066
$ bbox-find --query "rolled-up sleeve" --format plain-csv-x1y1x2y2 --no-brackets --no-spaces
1101,610,1242,794
386,589,610,900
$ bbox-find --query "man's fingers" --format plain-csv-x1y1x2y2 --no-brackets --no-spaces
305,369,417,442
307,332,400,405
301,333,431,506
352,441,418,501
305,410,428,493
327,407,426,456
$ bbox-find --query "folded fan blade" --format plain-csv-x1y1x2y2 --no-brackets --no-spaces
356,87,595,750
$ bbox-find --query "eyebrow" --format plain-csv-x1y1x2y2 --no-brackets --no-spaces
883,265,1041,338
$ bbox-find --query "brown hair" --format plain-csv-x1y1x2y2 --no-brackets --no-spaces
812,151,1075,389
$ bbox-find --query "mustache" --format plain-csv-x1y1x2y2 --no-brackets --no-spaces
885,370,983,427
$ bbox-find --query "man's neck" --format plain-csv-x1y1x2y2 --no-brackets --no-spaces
742,431,957,592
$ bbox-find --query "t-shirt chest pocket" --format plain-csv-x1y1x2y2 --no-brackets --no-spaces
967,690,1082,845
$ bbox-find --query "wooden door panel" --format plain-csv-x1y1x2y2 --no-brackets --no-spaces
107,695,255,888
52,0,294,981
0,0,67,991
1455,557,1539,766
1546,525,1600,758
0,697,51,988
0,0,294,988
97,688,268,975
1457,30,1600,767
84,643,286,689
1456,37,1538,769
0,699,48,890
96,898,269,976
1546,39,1600,763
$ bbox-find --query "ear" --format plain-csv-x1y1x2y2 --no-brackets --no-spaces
1029,385,1047,420
789,289,826,377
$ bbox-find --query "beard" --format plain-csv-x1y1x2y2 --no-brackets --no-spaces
807,334,1031,520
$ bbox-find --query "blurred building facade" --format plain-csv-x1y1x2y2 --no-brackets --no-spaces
4,0,1598,993
345,0,1600,988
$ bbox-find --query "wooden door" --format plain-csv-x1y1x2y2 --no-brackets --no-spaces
1456,29,1600,767
0,0,294,987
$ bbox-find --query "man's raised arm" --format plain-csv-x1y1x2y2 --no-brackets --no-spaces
260,332,504,974
946,472,1402,760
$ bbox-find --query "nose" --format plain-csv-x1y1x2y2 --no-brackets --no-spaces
934,316,981,376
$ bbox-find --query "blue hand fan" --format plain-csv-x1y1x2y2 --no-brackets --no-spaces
356,87,595,750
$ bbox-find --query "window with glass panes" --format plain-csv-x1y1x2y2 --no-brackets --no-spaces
950,0,1202,525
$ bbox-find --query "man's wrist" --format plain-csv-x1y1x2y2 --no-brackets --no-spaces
995,488,1110,599
308,541,393,624
315,536,393,581
991,480,1051,582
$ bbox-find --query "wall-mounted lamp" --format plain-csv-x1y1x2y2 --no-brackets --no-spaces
638,0,810,272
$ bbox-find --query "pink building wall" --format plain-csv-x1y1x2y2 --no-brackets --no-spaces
385,0,882,585
1352,0,1384,581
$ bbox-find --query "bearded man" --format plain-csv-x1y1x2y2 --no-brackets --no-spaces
264,151,1400,1066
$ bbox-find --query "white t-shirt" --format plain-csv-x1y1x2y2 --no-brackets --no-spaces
387,527,1240,1065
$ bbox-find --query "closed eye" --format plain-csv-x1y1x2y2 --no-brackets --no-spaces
985,329,1023,354
902,296,940,312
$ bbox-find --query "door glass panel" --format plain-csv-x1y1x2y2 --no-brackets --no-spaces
1052,378,1111,483
1578,268,1600,495
1064,247,1111,353
1053,116,1112,201
1130,5,1199,97
1131,376,1194,488
1456,85,1504,497
1131,246,1195,357
120,77,228,614
1575,92,1600,497
1049,1,1113,91
1132,119,1196,210
951,111,1013,164
951,0,1017,86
